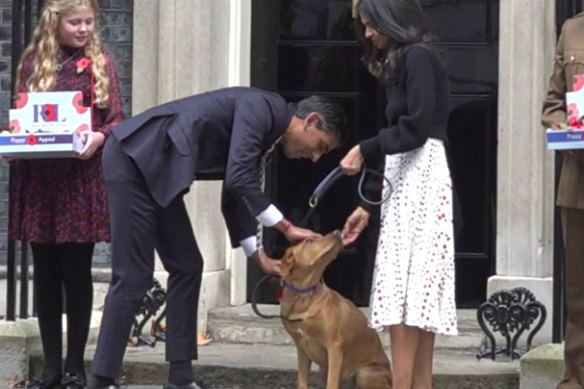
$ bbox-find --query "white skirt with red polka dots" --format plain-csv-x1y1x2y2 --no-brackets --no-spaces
369,138,458,335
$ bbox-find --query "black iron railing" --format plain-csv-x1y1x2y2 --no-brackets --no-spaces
5,0,43,322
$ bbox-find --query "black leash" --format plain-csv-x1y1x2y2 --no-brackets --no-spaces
300,166,391,226
251,165,392,319
251,274,281,319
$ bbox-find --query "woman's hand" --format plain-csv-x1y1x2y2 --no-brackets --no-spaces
340,144,364,176
253,249,281,276
341,206,370,246
77,130,105,160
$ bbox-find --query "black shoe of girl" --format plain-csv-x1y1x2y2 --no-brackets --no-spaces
26,374,61,389
61,371,87,389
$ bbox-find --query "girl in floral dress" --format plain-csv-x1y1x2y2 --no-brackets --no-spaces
339,1,457,388
9,1,123,388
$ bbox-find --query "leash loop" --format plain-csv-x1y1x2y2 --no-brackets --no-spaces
357,167,392,206
251,274,281,319
306,165,392,213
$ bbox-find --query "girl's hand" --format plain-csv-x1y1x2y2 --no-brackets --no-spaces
341,206,370,246
77,130,105,160
340,144,364,175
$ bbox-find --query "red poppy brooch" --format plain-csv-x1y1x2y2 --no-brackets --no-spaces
76,57,92,74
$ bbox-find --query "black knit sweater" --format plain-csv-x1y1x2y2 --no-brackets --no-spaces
359,45,450,209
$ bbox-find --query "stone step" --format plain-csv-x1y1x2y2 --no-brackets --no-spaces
24,305,522,389
207,305,484,350
39,343,518,389
519,343,564,389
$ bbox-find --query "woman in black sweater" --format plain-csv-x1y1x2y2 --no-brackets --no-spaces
339,1,457,388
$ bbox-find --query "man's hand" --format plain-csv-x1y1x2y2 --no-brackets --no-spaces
341,206,370,246
340,144,364,176
252,249,281,276
284,225,322,244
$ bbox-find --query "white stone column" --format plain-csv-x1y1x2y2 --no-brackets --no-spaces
132,0,236,335
227,0,252,306
492,0,556,343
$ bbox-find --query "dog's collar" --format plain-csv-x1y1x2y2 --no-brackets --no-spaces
279,279,323,323
282,279,321,295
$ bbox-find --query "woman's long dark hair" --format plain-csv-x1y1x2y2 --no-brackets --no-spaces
357,0,436,85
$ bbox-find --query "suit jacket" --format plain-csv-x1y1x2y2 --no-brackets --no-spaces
111,87,294,246
542,13,584,209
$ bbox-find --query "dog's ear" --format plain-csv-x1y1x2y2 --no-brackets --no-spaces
279,249,295,277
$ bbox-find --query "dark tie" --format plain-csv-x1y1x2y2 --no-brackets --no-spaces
256,136,282,251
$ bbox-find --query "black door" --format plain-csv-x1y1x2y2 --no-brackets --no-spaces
249,0,499,308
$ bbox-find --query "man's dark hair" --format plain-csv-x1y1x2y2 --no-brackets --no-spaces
293,96,347,145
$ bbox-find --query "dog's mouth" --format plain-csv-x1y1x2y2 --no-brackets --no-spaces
308,230,342,263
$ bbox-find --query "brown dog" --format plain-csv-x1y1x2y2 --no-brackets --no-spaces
279,230,393,389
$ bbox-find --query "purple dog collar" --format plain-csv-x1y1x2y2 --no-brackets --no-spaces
283,280,320,294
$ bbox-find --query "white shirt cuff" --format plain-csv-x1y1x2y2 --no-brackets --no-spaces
240,236,258,257
256,204,283,227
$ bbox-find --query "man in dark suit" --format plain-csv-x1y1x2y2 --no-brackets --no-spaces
88,87,346,389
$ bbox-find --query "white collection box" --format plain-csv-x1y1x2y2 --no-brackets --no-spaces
547,74,584,150
1,91,90,158
546,129,584,150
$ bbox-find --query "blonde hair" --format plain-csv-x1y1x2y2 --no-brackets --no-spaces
15,0,111,108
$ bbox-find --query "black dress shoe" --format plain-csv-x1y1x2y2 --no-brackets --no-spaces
26,374,61,389
163,381,208,389
61,371,87,389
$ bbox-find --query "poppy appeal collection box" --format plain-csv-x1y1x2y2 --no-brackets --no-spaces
1,91,89,158
546,74,584,150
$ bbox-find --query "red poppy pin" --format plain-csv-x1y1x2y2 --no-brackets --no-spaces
27,135,38,146
76,57,92,74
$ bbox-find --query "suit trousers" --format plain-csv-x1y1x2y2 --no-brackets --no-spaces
558,207,584,389
91,136,202,378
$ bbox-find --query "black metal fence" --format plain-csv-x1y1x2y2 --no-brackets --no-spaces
5,0,42,322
